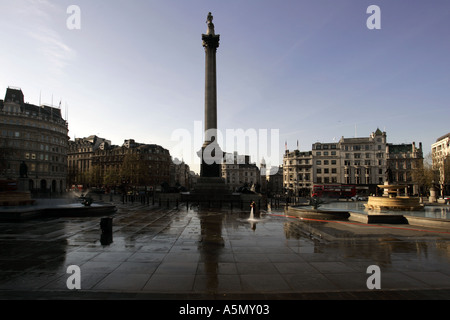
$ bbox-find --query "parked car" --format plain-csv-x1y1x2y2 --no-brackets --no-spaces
351,196,368,201
444,196,450,204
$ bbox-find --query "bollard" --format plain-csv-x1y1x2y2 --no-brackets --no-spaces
100,217,113,245
100,217,113,233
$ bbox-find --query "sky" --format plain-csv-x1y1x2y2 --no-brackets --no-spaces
0,0,449,173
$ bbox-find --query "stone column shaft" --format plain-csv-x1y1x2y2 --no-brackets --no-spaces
204,46,217,141
202,34,220,146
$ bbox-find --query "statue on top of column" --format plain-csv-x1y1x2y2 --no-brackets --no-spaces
206,12,215,35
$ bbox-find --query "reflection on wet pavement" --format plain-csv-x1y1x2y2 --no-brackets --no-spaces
0,202,449,298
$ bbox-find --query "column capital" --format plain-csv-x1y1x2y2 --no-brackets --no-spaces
202,34,220,49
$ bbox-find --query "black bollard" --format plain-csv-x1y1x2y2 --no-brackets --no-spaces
100,217,113,245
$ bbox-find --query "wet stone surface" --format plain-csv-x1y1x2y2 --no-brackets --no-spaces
0,202,449,299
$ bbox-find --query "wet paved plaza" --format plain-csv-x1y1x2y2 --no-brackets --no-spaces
0,201,450,300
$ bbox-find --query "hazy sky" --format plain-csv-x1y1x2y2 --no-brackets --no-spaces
1,0,449,172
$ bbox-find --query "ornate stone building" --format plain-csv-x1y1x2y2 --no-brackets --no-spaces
67,135,111,188
91,139,171,192
335,129,387,194
170,159,192,190
283,150,313,196
221,152,260,192
386,142,423,195
431,133,450,197
283,129,423,197
0,87,69,193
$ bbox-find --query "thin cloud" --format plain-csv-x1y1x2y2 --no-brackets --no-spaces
28,27,76,72
11,0,76,76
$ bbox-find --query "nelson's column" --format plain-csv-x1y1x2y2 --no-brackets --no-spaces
193,12,230,200
199,12,223,177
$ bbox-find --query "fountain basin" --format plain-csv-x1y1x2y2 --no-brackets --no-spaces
0,201,116,222
365,196,423,211
288,206,350,221
365,183,424,211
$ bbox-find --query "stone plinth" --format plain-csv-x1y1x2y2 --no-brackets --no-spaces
190,177,232,202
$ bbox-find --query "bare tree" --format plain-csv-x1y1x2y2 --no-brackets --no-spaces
412,152,439,196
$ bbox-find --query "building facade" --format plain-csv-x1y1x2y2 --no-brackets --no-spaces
91,139,171,192
283,150,313,197
0,87,69,193
266,166,284,197
336,129,387,194
283,129,423,197
67,135,111,188
170,159,192,190
386,142,423,195
431,133,450,196
221,152,260,192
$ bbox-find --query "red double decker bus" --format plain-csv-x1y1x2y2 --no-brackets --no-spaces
312,184,356,199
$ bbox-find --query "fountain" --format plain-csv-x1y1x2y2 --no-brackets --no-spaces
287,196,350,221
249,206,255,221
365,183,424,211
248,201,258,221
0,189,117,222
